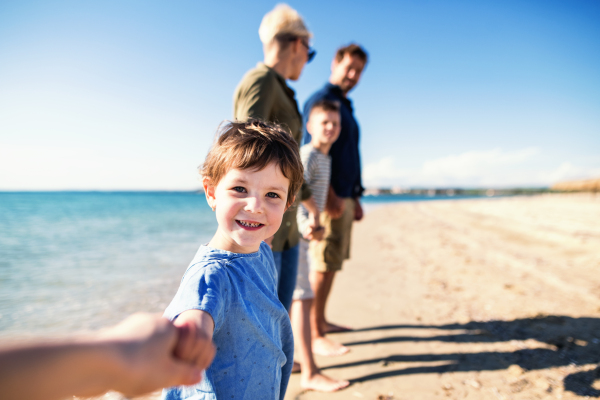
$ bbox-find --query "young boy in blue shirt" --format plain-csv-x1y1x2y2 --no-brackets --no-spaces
162,120,305,400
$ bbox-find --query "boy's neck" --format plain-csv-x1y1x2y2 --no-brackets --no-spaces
311,140,332,155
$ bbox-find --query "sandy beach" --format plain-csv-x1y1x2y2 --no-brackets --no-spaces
89,193,599,400
284,193,600,400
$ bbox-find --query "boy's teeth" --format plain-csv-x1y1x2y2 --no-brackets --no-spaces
239,220,261,227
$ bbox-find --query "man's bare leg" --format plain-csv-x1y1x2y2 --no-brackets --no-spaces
290,299,350,391
310,271,349,356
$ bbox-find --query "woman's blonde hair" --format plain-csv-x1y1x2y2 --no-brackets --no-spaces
258,4,312,45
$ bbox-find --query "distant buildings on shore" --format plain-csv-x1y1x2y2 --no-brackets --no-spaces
364,178,600,197
364,187,551,197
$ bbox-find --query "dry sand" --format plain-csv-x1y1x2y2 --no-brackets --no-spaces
285,193,600,400
94,193,600,400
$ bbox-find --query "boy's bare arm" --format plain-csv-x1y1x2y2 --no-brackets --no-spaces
325,186,345,219
0,313,204,400
172,309,216,369
301,196,323,241
301,196,320,221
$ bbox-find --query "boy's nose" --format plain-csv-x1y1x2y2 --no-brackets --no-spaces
244,196,263,213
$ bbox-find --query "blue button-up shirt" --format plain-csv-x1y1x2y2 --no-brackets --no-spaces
162,242,293,400
303,83,364,199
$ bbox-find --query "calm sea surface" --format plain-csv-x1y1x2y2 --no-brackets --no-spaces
0,191,484,338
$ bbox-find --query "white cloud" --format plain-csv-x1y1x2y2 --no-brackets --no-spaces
363,148,600,188
539,162,600,184
419,147,539,182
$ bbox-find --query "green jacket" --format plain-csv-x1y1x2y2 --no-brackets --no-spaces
233,63,309,251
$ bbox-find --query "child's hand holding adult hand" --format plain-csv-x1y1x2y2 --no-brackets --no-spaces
172,310,216,374
305,225,324,241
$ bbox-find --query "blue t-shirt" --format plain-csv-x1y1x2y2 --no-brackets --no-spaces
162,242,294,400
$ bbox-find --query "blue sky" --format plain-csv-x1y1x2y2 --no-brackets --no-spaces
1,0,599,190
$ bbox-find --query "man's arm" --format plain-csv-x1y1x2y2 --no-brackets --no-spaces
354,198,364,221
325,185,345,219
0,313,207,400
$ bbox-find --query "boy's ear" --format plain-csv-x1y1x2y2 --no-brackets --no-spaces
285,195,296,211
203,177,216,210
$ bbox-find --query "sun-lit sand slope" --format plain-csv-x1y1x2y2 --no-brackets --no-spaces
286,194,600,400
552,178,600,192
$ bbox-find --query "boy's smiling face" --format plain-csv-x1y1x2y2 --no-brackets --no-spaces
308,109,341,154
204,162,290,254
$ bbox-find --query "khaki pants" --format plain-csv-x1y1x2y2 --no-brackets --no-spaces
309,198,355,272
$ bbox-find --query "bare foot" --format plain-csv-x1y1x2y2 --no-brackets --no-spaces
301,372,350,392
291,361,301,373
312,337,350,356
322,321,353,334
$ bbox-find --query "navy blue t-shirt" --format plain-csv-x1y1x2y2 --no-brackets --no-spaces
302,83,364,199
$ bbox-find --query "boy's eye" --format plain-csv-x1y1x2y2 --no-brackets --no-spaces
266,192,280,199
232,186,246,193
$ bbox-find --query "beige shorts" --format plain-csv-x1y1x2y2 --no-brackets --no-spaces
309,198,355,273
292,238,314,301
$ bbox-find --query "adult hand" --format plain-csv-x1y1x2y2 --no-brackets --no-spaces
325,186,345,219
102,313,207,396
354,198,364,221
0,313,207,400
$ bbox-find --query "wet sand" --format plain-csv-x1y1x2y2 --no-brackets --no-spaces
285,193,600,400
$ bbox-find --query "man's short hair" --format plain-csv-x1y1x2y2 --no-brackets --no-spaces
200,119,304,207
310,99,340,116
335,43,368,64
259,4,312,46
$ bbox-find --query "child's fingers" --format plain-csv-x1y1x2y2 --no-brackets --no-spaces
173,322,215,370
187,336,215,371
173,323,196,361
166,360,203,387
195,342,216,371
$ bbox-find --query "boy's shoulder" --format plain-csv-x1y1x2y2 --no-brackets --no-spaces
184,243,273,277
300,144,329,163
300,143,323,157
300,143,315,156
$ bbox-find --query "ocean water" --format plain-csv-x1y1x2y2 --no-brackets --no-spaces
0,192,216,338
0,191,484,338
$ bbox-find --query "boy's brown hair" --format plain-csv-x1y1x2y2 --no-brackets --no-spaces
309,99,340,117
335,43,368,64
200,119,304,207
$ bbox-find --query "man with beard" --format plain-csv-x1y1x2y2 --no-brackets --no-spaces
302,43,368,356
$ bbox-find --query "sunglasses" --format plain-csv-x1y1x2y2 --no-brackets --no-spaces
300,40,316,63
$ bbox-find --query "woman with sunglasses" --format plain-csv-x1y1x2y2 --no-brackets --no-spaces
233,3,316,314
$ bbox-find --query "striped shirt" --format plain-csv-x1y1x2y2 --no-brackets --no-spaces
297,144,331,235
